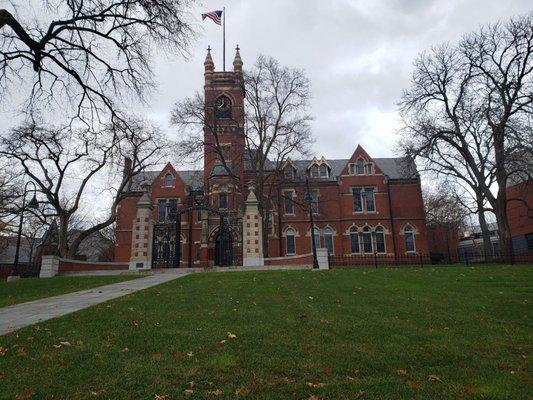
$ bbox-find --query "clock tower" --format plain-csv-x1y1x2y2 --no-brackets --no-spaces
203,45,246,211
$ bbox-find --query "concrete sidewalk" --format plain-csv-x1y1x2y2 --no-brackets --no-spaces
0,271,192,336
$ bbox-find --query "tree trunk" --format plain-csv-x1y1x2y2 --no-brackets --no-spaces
494,195,514,263
58,215,70,258
476,198,493,261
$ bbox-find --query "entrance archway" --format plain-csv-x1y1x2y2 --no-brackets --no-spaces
214,230,233,266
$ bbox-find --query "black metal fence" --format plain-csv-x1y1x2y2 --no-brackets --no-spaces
328,251,533,268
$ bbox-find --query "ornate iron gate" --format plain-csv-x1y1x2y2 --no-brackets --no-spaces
151,221,179,268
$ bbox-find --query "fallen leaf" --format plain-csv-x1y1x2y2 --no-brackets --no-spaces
154,395,168,400
152,353,163,360
0,347,7,356
428,374,442,382
59,341,71,347
396,369,408,376
307,396,320,400
187,351,193,358
346,375,355,381
184,389,194,395
227,332,237,339
212,388,223,396
16,389,34,400
354,391,365,399
464,385,477,394
406,380,419,389
220,340,227,344
306,382,325,388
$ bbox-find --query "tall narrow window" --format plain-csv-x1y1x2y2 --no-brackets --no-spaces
157,200,166,222
168,199,178,220
350,226,360,253
364,163,373,175
284,191,294,214
195,243,201,261
352,188,362,212
311,229,321,249
311,191,319,214
365,188,375,212
362,226,373,253
324,227,334,255
219,192,228,209
375,226,385,253
356,158,365,175
164,173,173,187
285,228,296,255
404,225,416,252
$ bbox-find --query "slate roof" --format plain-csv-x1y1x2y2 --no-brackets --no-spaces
130,156,418,191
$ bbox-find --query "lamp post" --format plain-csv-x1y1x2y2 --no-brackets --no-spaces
305,178,319,269
9,181,39,281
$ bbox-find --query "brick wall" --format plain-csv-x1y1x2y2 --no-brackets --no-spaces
58,259,129,272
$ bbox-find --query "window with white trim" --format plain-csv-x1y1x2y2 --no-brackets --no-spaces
349,226,360,253
285,228,296,255
362,226,373,253
352,187,376,212
324,227,334,255
404,225,416,252
164,173,173,187
375,226,385,253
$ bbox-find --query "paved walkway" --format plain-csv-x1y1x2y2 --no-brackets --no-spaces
0,271,192,336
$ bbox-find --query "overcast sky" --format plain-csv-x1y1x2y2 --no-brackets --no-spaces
143,0,532,164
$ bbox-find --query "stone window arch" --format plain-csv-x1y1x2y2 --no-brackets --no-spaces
319,164,329,178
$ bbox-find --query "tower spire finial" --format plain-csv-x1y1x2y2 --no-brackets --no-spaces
233,44,243,72
204,45,214,75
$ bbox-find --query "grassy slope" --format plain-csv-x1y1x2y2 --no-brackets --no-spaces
0,275,141,308
0,266,531,399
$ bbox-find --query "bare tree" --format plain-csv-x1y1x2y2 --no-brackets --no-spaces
0,0,194,124
399,13,533,258
171,55,313,256
0,117,168,257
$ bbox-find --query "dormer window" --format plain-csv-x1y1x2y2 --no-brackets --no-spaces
164,173,173,187
319,164,329,178
284,165,295,180
310,164,319,178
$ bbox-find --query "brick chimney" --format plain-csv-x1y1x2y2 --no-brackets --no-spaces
123,157,133,177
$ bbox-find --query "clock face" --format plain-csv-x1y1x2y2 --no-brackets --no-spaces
215,96,231,112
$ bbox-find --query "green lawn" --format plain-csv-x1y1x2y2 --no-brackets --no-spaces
0,275,142,308
0,266,531,399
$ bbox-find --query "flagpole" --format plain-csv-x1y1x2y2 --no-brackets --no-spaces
223,6,226,71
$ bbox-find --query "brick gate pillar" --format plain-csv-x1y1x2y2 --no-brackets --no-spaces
242,186,264,267
129,188,154,270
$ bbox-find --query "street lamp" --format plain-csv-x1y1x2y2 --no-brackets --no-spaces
9,181,39,281
305,178,319,269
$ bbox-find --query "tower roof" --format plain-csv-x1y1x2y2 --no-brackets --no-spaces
204,46,214,73
233,45,243,72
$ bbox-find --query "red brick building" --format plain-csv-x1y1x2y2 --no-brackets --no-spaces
115,48,429,268
507,179,533,254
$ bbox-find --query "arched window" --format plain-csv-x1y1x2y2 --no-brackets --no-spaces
311,228,321,249
164,173,173,187
285,228,296,255
219,185,228,209
349,226,360,253
356,158,365,175
362,226,373,253
324,227,334,255
375,226,385,253
319,164,329,178
404,225,416,252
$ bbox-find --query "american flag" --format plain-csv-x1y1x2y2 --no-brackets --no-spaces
201,10,223,25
